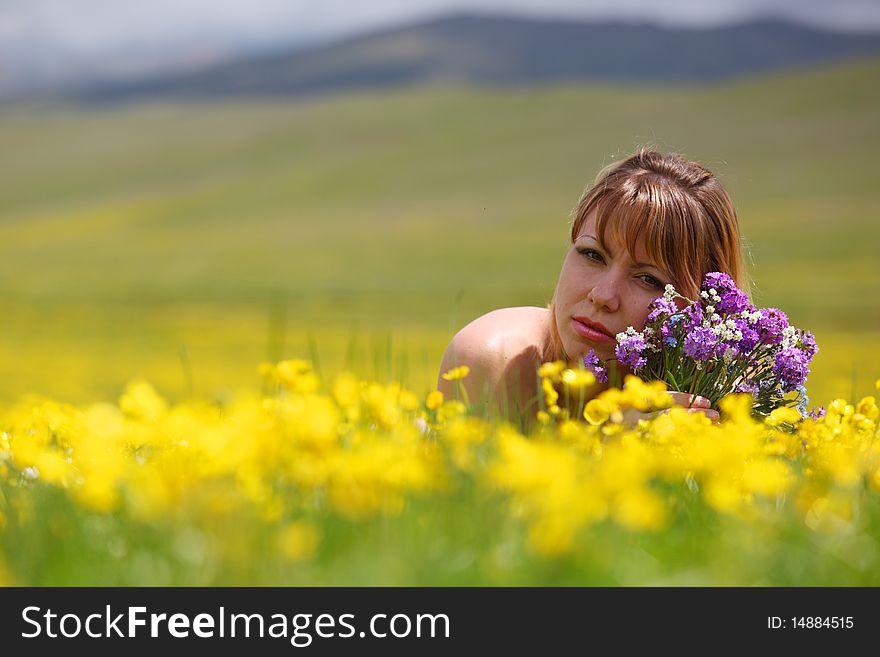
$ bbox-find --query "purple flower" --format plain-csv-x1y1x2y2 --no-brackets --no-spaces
682,303,703,331
714,316,758,355
647,297,677,324
773,347,810,392
583,349,608,384
738,325,760,352
701,272,751,315
718,288,750,314
799,330,819,358
735,381,759,395
701,272,737,297
808,407,827,421
757,308,789,346
615,332,648,372
682,326,719,362
721,344,740,362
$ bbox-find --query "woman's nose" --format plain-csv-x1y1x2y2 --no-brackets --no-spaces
588,274,620,312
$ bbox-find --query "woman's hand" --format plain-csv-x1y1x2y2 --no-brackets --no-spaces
665,391,720,423
621,391,719,425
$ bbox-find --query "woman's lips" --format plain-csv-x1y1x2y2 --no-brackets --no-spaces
571,318,615,343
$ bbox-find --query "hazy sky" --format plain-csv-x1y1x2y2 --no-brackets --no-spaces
3,0,879,52
2,0,879,93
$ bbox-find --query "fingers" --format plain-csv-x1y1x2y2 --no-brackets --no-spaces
665,391,719,423
663,406,720,423
667,391,711,408
686,407,720,423
627,406,720,426
607,389,724,428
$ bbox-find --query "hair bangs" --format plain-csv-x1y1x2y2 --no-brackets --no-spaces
578,175,710,297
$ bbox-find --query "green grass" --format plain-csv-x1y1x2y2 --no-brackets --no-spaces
0,57,878,402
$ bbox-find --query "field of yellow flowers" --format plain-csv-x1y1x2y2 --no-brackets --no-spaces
1,359,878,586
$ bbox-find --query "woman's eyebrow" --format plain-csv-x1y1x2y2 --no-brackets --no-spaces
576,235,667,275
577,233,667,275
633,260,662,270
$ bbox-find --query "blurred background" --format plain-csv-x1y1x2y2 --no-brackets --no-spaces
1,0,878,406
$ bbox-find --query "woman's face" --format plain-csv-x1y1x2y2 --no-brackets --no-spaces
554,210,674,362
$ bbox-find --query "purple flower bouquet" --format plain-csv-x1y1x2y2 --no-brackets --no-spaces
585,272,819,417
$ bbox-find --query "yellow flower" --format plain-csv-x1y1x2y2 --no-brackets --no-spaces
612,488,667,531
542,377,559,406
741,459,794,497
719,394,753,425
437,400,467,424
766,406,801,427
441,366,470,381
277,521,320,562
119,379,167,422
856,396,877,421
426,390,444,410
704,479,746,514
276,359,320,393
443,417,490,470
332,372,361,408
538,361,565,379
362,383,402,428
584,399,611,425
561,368,596,389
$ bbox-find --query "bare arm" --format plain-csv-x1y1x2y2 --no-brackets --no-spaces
436,329,503,416
436,319,542,423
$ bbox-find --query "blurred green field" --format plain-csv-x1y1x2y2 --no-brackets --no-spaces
0,57,878,405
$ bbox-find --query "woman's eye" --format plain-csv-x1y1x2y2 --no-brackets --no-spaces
638,274,663,289
578,248,604,263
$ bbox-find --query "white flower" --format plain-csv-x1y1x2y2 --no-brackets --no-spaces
781,326,798,349
700,291,709,299
742,310,761,325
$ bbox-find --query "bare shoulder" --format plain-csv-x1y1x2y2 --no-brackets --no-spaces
437,306,550,400
450,307,549,361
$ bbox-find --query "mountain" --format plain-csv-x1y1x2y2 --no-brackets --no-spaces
76,13,880,101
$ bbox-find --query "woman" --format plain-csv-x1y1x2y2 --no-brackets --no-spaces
437,148,747,425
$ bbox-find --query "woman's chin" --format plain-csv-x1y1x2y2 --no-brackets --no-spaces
565,341,613,364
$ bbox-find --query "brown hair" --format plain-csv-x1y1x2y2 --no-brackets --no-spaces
545,147,748,362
